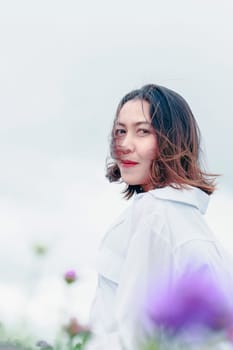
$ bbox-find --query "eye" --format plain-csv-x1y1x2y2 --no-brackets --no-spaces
114,128,126,136
137,128,150,135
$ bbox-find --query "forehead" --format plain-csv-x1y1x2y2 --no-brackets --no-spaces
117,99,151,124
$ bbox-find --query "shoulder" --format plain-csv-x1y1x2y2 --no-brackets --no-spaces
132,185,215,248
132,185,209,227
136,185,209,214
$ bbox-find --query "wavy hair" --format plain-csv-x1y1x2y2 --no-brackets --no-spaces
106,84,218,199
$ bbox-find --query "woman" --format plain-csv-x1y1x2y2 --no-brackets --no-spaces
86,84,233,350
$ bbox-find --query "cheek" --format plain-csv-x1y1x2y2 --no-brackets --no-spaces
143,141,158,161
112,140,123,159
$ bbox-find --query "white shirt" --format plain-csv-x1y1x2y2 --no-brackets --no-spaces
87,186,233,350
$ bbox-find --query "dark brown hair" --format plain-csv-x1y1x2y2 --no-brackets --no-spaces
106,84,218,199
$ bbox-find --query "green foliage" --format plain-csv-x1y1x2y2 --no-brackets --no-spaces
32,244,48,257
141,340,159,350
0,323,36,350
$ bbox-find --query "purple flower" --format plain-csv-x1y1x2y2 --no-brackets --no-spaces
64,270,77,284
146,268,233,335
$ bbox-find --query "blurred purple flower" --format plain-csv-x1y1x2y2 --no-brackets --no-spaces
64,270,77,284
146,269,233,335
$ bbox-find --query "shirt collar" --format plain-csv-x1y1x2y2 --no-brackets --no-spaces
138,185,210,214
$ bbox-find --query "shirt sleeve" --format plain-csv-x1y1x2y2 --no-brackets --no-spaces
115,212,175,349
86,201,175,350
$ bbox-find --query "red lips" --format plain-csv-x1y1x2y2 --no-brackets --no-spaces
121,160,139,168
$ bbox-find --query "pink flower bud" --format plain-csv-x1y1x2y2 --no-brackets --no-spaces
64,270,77,284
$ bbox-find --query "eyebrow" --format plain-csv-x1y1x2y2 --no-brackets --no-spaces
115,121,150,127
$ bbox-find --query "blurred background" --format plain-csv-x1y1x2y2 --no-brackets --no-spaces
0,0,232,343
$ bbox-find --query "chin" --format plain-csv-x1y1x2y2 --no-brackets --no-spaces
123,178,142,186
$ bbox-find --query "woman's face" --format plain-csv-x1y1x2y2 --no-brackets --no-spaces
114,99,158,191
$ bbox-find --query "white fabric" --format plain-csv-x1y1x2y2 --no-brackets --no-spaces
86,186,233,350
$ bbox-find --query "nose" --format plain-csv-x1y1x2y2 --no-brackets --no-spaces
119,133,135,154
